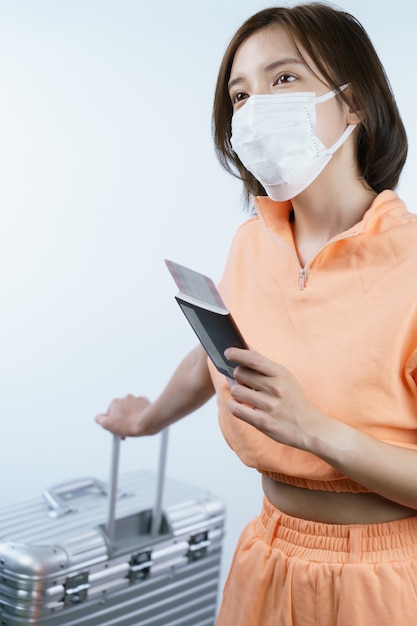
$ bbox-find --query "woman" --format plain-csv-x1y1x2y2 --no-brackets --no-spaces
96,5,417,624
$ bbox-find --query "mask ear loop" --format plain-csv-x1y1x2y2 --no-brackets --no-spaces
327,123,357,155
315,84,356,154
315,83,350,104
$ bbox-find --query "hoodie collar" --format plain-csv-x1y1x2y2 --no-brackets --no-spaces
254,190,406,240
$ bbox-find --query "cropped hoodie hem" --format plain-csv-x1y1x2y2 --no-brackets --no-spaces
260,471,372,493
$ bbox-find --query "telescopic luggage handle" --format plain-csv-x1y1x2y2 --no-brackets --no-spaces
106,429,169,552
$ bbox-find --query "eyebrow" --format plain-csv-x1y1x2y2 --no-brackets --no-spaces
228,57,305,92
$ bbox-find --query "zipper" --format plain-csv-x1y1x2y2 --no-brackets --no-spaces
297,230,360,289
298,267,308,290
255,210,360,290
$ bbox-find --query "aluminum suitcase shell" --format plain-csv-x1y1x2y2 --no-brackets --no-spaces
0,433,225,625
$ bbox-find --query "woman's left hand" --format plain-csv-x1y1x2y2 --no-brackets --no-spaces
225,347,325,452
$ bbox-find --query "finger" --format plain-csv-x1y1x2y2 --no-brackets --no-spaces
228,398,271,433
230,383,276,414
95,413,107,426
233,367,266,392
226,375,237,389
232,362,285,395
95,413,128,438
225,347,278,377
95,411,119,429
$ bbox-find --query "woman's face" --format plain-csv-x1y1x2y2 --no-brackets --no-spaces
228,25,351,151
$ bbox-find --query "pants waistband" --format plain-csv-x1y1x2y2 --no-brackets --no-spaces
258,497,417,564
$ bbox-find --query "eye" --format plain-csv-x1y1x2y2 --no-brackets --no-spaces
230,91,249,105
274,73,297,86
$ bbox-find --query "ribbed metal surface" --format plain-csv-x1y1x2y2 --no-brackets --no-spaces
0,554,222,625
0,471,225,625
0,471,221,544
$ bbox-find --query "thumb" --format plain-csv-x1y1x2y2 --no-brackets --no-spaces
95,413,107,426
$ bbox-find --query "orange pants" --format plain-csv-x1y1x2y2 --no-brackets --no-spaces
216,497,417,625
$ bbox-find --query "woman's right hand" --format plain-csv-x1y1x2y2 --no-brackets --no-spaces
95,394,157,438
95,345,214,439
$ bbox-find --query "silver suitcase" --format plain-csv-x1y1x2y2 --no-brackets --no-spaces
0,431,225,625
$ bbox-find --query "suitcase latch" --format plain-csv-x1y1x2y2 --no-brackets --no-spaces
63,571,90,606
188,530,210,561
129,549,153,583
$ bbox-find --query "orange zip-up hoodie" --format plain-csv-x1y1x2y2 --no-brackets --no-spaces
208,191,417,493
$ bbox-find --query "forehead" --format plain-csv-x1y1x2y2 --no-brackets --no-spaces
230,25,317,80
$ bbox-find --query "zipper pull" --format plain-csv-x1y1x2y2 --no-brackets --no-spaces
298,268,308,290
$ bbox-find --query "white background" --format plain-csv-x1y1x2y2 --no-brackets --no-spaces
0,0,415,597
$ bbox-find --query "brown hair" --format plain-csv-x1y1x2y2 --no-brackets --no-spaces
212,3,408,205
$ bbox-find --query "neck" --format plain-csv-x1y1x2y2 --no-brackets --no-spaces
291,171,377,266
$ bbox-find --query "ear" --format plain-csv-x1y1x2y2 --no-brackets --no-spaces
346,105,364,124
344,87,364,124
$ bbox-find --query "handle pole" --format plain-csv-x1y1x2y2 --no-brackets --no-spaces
150,428,169,538
106,434,121,553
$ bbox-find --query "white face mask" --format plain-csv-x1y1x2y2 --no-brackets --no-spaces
230,86,357,202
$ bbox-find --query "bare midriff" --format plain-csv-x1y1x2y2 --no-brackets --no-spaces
262,474,417,524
